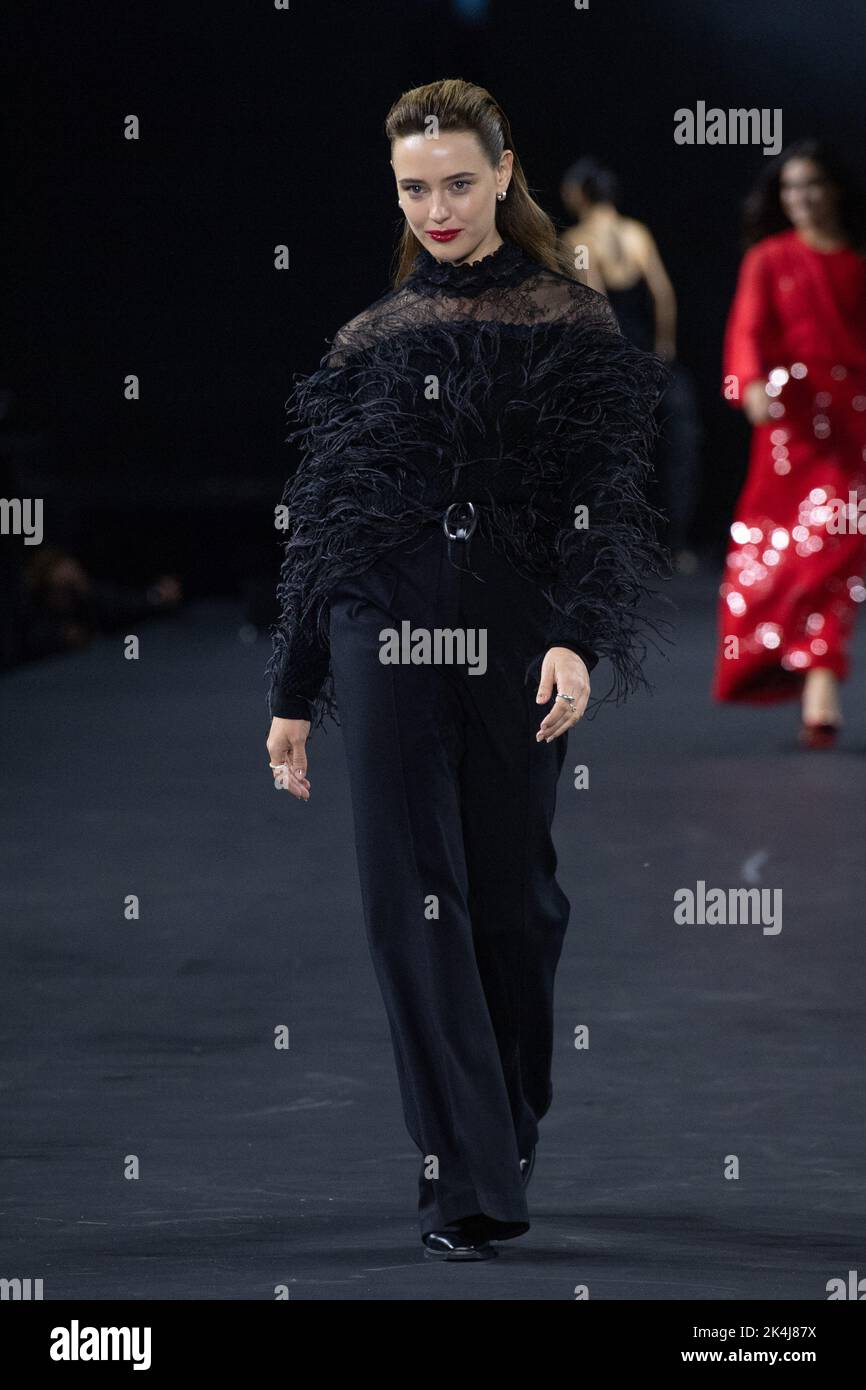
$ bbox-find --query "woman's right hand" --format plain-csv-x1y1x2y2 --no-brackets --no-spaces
267,717,312,801
743,377,773,426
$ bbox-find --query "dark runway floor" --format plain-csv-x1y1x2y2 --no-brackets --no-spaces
2,568,865,1301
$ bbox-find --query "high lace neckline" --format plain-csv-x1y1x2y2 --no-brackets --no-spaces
407,237,534,295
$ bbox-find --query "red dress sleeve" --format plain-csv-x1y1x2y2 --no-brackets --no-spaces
722,243,779,408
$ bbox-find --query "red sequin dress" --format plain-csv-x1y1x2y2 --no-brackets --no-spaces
712,229,866,703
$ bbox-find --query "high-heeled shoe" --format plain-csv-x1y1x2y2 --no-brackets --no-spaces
799,720,840,749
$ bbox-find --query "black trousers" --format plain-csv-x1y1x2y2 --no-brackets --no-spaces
328,518,571,1236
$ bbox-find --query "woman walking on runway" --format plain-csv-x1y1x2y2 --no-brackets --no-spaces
265,78,669,1260
712,140,866,745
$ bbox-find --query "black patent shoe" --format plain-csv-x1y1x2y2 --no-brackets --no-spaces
519,1146,536,1188
422,1216,498,1261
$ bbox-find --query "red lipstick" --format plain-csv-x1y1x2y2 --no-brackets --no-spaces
427,229,462,242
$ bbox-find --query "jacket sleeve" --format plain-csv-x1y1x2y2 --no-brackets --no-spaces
265,326,358,728
534,287,673,707
722,242,778,404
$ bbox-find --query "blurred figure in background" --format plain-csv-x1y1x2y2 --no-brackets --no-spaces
21,547,182,660
560,157,675,354
712,139,866,747
560,157,701,569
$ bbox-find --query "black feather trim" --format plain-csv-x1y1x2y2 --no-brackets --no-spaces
265,313,675,731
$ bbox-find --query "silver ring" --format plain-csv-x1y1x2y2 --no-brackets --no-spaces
556,693,576,707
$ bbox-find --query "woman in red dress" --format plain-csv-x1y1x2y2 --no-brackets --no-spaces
713,140,866,744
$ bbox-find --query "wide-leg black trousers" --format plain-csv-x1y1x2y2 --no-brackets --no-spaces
328,517,571,1236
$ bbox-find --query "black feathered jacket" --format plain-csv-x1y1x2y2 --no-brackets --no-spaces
265,238,670,731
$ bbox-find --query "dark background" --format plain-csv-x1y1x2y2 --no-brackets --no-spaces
3,0,866,599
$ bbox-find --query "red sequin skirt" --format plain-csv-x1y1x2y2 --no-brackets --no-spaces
713,360,866,703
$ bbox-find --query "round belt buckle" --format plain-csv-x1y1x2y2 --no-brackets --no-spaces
443,500,477,541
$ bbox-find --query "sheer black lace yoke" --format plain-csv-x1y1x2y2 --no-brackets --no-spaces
323,237,619,365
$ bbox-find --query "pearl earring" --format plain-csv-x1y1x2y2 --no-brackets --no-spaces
497,190,506,200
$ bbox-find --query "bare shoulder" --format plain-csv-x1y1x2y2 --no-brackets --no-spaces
621,216,652,246
614,219,660,272
561,219,594,248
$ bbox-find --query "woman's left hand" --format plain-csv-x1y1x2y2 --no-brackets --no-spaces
743,378,773,426
535,647,590,742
